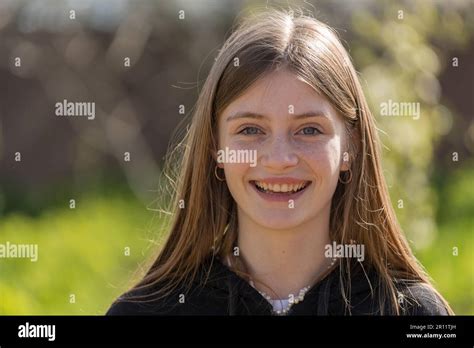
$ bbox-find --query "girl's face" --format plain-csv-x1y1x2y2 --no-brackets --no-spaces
217,68,350,230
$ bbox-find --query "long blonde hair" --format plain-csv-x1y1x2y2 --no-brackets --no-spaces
131,8,453,315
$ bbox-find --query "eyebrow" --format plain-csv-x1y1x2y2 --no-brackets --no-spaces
226,111,330,122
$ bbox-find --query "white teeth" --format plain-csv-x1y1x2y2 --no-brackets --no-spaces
254,181,308,193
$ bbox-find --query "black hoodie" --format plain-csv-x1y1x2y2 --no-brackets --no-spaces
106,256,449,316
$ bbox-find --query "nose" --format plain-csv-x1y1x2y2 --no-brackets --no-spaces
260,135,299,171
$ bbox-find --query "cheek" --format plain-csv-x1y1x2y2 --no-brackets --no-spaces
224,163,250,181
223,164,253,201
217,133,256,192
223,164,253,204
298,139,341,187
297,139,342,176
225,136,260,150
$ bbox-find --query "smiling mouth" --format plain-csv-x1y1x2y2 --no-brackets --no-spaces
250,180,311,195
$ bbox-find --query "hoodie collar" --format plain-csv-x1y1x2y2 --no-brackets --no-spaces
193,255,380,315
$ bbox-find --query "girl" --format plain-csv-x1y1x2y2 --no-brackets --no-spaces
107,9,452,316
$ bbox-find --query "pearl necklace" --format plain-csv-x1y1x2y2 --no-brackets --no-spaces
223,254,335,315
249,279,312,316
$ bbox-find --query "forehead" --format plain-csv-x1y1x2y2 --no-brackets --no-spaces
221,68,337,119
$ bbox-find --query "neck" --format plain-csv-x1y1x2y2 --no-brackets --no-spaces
235,205,333,300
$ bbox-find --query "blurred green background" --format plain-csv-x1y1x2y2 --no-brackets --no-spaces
0,0,473,315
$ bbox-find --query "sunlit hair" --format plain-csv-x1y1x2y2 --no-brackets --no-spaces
128,8,453,315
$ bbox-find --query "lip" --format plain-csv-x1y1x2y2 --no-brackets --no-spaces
249,178,312,203
252,177,309,185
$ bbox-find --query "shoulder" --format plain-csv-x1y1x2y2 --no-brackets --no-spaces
106,258,232,316
397,282,450,315
342,263,450,316
106,283,185,316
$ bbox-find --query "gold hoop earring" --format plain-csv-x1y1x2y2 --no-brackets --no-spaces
339,168,352,184
214,165,225,182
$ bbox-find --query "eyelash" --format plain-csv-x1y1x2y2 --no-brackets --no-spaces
238,126,323,136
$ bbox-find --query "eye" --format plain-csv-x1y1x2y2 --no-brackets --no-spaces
238,126,263,135
297,126,322,135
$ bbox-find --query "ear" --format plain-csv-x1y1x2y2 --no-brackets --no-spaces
340,125,360,171
340,150,351,171
211,148,225,168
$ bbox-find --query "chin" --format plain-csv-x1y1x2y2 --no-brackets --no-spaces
251,210,308,230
